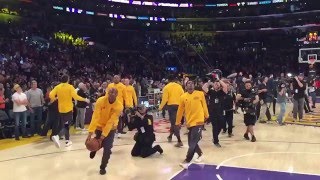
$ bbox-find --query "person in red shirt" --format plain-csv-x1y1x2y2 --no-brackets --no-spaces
0,88,6,110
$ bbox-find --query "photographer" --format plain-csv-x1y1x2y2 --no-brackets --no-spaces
291,73,306,121
276,82,287,125
129,105,163,158
204,78,227,148
236,81,259,142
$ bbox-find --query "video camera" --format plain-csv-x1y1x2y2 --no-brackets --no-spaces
125,106,152,116
284,73,298,83
238,87,258,114
125,107,140,116
206,69,222,82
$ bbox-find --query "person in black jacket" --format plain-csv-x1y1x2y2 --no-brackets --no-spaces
129,105,163,158
41,86,59,139
75,83,88,130
222,82,235,137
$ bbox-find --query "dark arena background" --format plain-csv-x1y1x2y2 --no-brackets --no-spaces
0,0,320,180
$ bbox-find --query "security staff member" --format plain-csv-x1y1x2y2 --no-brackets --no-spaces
87,88,123,175
129,105,163,158
222,82,235,137
176,80,209,169
236,81,259,142
204,79,228,147
159,75,184,147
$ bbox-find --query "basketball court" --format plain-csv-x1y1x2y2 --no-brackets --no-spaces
1,112,320,180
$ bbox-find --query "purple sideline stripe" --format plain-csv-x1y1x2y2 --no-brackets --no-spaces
172,164,320,180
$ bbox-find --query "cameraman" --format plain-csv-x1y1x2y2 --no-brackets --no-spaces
291,73,306,121
277,82,287,125
129,105,163,158
236,81,259,142
204,78,227,148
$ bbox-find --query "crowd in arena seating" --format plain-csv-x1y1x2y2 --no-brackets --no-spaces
0,18,315,139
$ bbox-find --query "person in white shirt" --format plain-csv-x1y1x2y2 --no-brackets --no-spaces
12,84,30,140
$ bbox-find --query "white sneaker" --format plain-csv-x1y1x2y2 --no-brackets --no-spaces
81,128,87,131
194,154,203,163
52,135,61,148
75,127,81,130
65,140,73,147
179,161,190,169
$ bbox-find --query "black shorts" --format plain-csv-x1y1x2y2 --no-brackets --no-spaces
60,111,73,124
244,114,256,126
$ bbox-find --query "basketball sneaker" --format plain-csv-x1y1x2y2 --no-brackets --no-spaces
154,145,163,154
174,141,183,148
65,140,73,147
100,169,106,175
244,133,250,140
194,153,203,163
214,143,222,148
251,136,257,142
179,160,190,169
52,135,61,148
90,152,96,159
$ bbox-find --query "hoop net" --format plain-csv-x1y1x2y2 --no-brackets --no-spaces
308,54,317,64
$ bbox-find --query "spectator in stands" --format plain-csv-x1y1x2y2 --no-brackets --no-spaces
12,84,29,140
75,82,88,131
26,80,44,136
0,87,7,112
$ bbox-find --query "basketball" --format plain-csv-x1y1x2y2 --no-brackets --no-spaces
85,138,102,152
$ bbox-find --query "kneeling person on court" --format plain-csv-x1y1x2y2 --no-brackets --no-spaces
129,105,163,158
86,88,123,175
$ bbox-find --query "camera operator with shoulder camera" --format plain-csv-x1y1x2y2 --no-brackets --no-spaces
276,82,287,125
291,73,306,121
204,77,228,148
236,81,259,142
129,105,163,158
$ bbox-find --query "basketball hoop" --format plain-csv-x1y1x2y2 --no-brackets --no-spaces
309,59,316,65
308,54,317,65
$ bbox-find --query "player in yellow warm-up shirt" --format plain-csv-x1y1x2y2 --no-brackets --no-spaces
107,75,128,135
176,80,209,170
49,75,90,148
159,75,184,147
87,88,123,175
124,77,137,108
